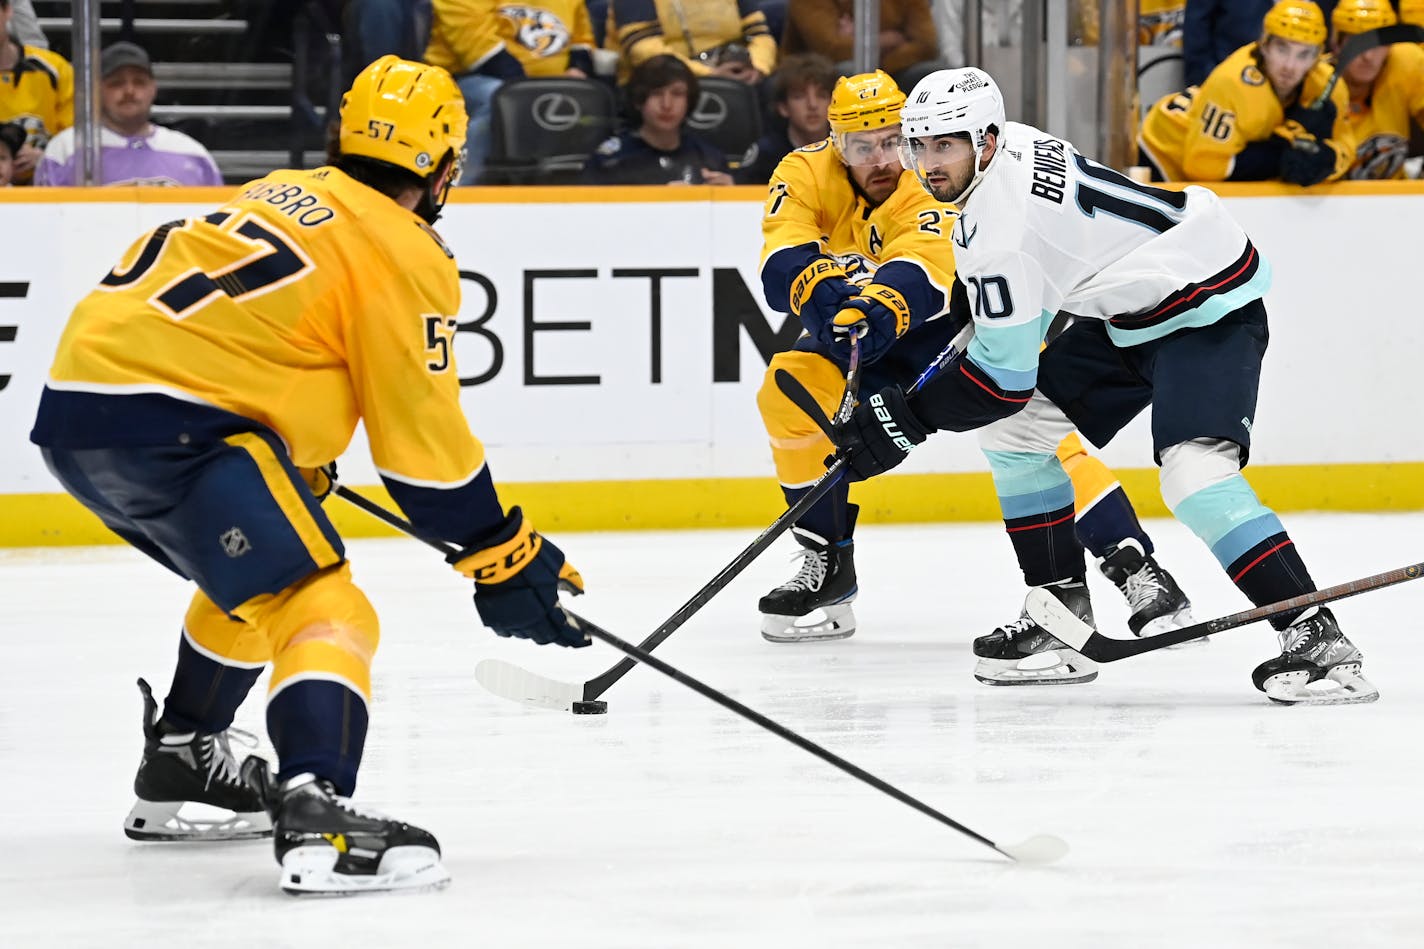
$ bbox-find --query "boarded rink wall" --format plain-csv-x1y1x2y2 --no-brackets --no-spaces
1,181,1421,546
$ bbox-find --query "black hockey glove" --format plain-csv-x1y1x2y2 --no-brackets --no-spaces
1284,100,1336,142
834,386,931,482
832,284,911,365
790,256,860,348
299,462,337,503
449,507,589,648
1278,140,1337,187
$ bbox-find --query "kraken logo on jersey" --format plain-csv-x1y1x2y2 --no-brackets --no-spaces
1350,132,1407,179
501,5,572,57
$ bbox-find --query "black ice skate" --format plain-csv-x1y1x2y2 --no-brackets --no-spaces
124,678,274,842
759,527,857,643
1251,607,1378,706
974,581,1099,686
273,774,450,896
1099,539,1198,641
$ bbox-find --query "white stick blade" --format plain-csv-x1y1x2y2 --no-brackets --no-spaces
998,834,1069,865
1023,588,1094,650
474,659,581,712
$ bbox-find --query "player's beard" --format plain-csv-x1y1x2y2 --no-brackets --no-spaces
925,162,974,204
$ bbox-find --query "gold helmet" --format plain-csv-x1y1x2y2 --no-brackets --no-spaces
827,70,906,166
1263,1,1328,45
339,56,468,218
1332,0,1397,35
1400,0,1424,27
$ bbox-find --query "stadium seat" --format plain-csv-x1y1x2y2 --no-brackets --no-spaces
686,78,764,172
483,78,619,185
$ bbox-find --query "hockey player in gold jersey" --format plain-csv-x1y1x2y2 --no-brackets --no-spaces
755,71,1193,665
30,57,588,896
1139,0,1355,185
1328,0,1424,179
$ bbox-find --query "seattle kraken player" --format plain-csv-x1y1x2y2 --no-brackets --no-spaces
836,67,1376,705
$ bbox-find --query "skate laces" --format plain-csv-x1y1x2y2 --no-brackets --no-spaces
999,613,1038,640
199,727,258,792
776,546,828,593
1121,563,1167,613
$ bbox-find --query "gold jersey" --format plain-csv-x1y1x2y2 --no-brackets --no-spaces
44,167,480,487
498,0,595,76
0,43,73,180
1139,43,1354,181
1341,42,1424,179
759,138,957,322
426,0,507,74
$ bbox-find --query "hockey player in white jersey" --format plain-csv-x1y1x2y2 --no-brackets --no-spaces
834,67,1376,705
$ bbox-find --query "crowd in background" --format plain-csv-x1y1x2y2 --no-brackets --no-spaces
1,0,1421,189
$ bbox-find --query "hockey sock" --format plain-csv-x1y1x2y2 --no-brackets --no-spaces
267,680,369,796
1074,485,1153,559
784,480,854,542
161,630,264,734
986,450,1086,586
1172,475,1316,629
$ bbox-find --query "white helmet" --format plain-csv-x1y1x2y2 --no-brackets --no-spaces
898,67,1006,203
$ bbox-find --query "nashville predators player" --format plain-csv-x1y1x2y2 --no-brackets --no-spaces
1328,0,1424,179
30,57,587,896
756,71,1193,665
1139,0,1355,186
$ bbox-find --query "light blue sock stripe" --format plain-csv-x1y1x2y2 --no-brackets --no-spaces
984,450,1073,519
1173,475,1284,567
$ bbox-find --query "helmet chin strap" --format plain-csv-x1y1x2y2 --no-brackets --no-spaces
954,134,1000,205
415,152,457,225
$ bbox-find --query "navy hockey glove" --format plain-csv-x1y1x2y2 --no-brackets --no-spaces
449,507,589,648
1284,101,1336,142
832,284,911,365
790,256,859,347
1278,139,1337,186
835,386,930,482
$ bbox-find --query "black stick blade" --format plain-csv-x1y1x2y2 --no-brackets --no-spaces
774,368,838,442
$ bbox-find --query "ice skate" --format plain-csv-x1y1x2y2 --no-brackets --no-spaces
273,774,451,896
759,528,857,643
124,678,274,842
1251,607,1378,706
974,581,1099,685
1098,539,1200,643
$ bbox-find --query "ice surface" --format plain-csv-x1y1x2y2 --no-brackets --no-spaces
2,513,1421,948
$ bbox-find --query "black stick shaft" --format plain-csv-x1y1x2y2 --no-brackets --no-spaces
332,485,1014,858
576,618,999,851
1087,561,1424,661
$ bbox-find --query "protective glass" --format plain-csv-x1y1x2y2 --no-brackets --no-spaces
836,129,904,166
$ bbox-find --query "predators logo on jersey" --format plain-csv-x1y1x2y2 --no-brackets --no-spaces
1138,0,1185,47
1338,43,1424,179
501,4,571,56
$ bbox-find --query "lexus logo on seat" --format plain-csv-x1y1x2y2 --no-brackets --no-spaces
531,93,582,131
689,91,727,129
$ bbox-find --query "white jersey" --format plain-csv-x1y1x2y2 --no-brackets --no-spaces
952,121,1270,396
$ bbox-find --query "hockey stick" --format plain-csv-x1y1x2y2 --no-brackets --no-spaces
475,330,972,714
1025,561,1424,663
474,336,864,713
1310,25,1424,109
335,483,1067,864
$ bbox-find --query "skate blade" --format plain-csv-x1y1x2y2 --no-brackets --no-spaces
973,652,1098,686
125,799,272,841
761,603,856,643
1264,664,1380,706
280,844,451,897
1136,608,1206,646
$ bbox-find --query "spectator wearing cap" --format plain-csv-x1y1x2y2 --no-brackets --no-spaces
0,0,73,183
35,42,222,187
0,120,24,185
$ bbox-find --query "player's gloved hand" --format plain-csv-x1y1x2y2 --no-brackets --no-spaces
834,386,931,482
1284,100,1336,142
832,283,911,365
299,462,337,503
1278,138,1337,186
449,507,589,648
790,256,859,347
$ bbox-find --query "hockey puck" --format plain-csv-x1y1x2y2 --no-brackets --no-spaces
571,700,608,715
